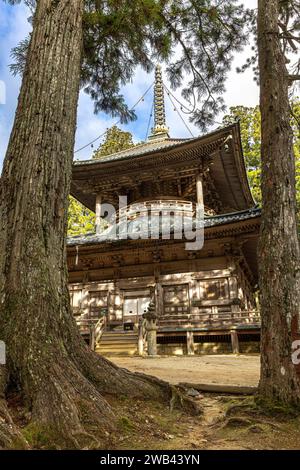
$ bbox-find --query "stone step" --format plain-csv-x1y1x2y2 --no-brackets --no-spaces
97,343,137,349
96,330,139,356
100,343,138,349
99,341,137,348
100,338,137,343
102,332,138,338
96,346,138,356
97,351,138,357
104,329,137,332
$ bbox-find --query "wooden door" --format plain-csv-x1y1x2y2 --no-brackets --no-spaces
123,295,150,324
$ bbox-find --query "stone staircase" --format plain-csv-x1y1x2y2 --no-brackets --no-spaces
96,327,139,356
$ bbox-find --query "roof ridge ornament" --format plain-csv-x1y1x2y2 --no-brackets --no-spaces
148,65,170,141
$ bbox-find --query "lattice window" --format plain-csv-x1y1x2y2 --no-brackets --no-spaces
200,279,229,301
89,291,108,319
163,284,190,316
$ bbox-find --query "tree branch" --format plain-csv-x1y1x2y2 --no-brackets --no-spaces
288,74,300,82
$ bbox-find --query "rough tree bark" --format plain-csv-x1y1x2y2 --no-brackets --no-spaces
257,0,300,406
0,0,177,448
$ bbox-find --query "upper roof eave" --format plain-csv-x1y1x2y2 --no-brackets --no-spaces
73,123,238,169
71,121,256,213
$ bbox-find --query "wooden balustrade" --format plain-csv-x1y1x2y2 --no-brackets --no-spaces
90,315,107,351
138,317,148,356
158,310,260,329
76,316,107,350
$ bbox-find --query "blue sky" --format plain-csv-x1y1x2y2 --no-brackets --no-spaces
0,0,258,166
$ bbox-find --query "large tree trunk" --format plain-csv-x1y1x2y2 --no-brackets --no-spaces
257,0,300,405
0,0,173,448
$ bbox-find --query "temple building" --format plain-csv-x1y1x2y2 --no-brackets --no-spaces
67,66,261,356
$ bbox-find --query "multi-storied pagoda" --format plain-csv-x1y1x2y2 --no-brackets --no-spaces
67,66,261,355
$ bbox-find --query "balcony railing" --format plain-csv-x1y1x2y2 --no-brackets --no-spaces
115,199,216,222
75,316,107,350
158,310,261,330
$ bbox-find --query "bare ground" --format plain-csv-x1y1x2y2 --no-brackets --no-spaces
6,354,300,449
109,354,260,387
105,392,300,451
105,354,300,450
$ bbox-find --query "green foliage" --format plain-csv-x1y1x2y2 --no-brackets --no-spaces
223,106,262,204
68,125,135,235
93,125,135,159
236,1,300,87
8,0,253,130
223,101,300,219
292,103,300,219
67,196,95,237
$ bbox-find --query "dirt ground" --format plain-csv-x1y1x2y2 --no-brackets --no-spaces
108,393,300,450
103,354,300,450
10,354,300,450
109,354,260,387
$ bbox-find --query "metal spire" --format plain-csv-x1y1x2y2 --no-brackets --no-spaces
148,65,169,140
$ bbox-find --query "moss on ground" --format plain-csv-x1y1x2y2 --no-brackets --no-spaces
21,422,57,449
5,392,300,450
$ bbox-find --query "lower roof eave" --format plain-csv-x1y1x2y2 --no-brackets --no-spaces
67,207,261,249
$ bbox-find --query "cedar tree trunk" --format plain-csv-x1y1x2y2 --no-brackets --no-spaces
0,0,173,448
257,0,300,406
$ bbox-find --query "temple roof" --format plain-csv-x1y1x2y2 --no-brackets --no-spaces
71,122,255,214
71,66,255,216
73,136,186,165
67,206,261,246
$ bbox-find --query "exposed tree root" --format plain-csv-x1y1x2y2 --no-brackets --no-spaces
1,344,202,449
30,360,116,448
218,395,300,433
70,341,171,399
169,384,202,415
0,366,28,449
0,399,29,449
72,344,202,414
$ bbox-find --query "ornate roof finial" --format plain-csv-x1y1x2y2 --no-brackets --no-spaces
148,65,170,141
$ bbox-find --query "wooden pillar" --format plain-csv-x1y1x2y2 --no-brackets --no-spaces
228,275,238,299
114,281,123,322
196,173,204,206
82,284,89,318
230,330,240,354
155,282,163,318
138,318,144,356
95,194,102,235
107,290,115,325
231,303,241,320
187,331,195,355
